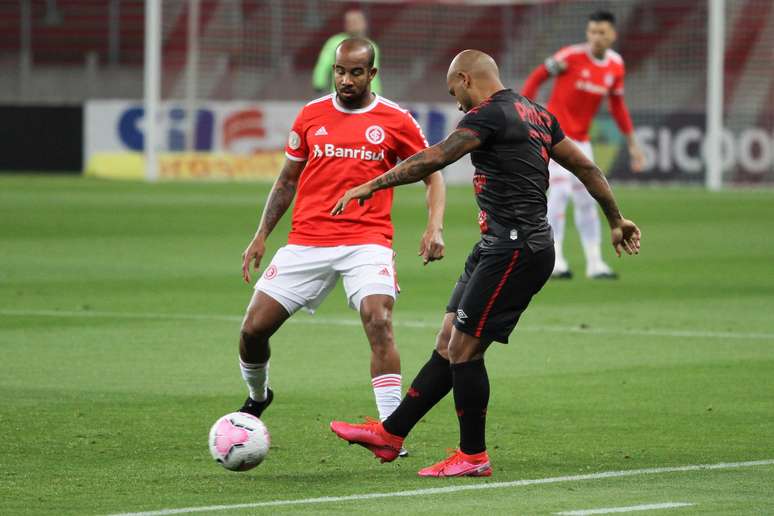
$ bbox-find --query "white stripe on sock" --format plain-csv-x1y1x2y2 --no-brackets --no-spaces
372,374,402,421
239,359,269,402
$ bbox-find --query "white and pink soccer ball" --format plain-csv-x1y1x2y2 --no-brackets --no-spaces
208,412,270,471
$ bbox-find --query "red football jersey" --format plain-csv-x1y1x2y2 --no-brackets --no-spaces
545,44,626,142
284,94,428,248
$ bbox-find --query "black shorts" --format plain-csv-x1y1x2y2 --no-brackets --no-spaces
445,243,554,343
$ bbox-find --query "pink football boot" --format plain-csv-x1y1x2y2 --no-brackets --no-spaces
330,417,404,463
417,449,492,477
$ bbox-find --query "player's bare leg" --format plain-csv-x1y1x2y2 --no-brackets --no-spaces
359,293,409,457
237,291,290,418
359,294,400,378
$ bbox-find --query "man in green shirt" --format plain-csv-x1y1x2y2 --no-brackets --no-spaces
313,9,382,94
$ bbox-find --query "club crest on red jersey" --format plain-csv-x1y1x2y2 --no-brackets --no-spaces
365,125,385,145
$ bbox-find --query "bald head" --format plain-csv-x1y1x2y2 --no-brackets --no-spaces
446,50,505,113
447,50,500,83
336,37,375,68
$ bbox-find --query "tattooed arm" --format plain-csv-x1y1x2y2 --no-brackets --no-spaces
241,158,305,283
550,138,641,257
331,129,480,215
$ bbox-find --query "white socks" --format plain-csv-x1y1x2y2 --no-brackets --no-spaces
240,359,269,402
371,373,402,421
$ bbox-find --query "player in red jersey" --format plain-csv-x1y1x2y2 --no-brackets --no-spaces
522,10,644,279
235,39,445,450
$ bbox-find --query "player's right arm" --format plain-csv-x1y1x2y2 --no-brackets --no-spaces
242,158,305,283
242,107,310,283
550,138,641,257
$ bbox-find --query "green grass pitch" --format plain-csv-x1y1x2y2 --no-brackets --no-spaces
1,175,773,515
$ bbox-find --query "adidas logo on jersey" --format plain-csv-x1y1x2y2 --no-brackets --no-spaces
315,126,328,136
312,143,385,161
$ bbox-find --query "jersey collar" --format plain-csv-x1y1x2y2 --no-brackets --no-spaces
332,93,379,114
583,43,610,66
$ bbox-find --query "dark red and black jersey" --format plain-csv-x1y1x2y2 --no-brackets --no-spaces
457,88,564,251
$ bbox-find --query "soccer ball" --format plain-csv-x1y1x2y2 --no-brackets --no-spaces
208,412,270,471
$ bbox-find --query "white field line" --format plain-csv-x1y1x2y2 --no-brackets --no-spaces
556,502,695,515
1,308,773,341
106,459,774,516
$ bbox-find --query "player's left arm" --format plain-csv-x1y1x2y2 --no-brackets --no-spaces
419,171,446,264
331,129,480,215
550,138,641,257
609,68,645,172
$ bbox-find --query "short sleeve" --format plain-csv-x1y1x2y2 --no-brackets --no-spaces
394,111,429,160
456,101,502,145
550,112,566,147
284,108,308,162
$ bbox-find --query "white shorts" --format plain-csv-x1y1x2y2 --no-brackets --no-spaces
255,244,397,315
548,139,594,189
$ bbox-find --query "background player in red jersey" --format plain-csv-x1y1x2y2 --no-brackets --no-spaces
521,10,645,279
236,39,445,451
330,50,640,477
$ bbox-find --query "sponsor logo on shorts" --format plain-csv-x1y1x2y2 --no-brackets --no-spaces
365,125,385,145
378,267,392,277
456,309,468,324
263,264,278,280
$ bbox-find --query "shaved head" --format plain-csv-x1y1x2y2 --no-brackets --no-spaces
446,49,505,113
447,49,500,83
333,37,377,109
336,37,375,68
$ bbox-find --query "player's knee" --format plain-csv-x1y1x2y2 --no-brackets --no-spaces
363,315,394,346
436,325,452,351
364,316,393,338
240,317,272,347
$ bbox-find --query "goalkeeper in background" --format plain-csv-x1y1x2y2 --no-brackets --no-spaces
313,9,382,94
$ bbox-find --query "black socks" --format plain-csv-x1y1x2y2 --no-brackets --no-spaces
451,359,489,455
382,351,490,456
383,350,452,437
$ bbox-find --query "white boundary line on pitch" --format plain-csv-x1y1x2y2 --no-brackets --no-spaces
1,308,773,341
105,459,774,516
556,502,695,515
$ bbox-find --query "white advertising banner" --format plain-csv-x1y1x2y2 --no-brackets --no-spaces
84,99,473,182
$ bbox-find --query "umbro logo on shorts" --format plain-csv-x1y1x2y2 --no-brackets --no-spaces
456,309,468,324
315,126,328,136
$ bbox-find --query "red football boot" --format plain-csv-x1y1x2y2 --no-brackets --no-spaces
330,417,404,463
417,449,492,477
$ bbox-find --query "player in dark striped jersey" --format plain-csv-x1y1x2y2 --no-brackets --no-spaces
330,49,641,477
